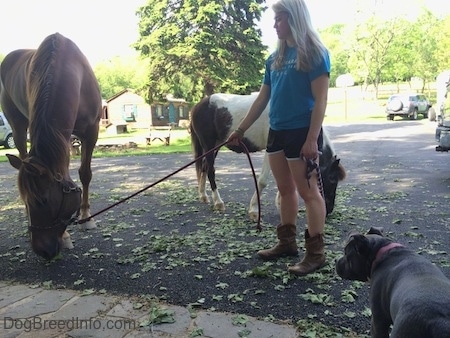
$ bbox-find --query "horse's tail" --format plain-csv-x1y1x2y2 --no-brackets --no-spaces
189,96,210,180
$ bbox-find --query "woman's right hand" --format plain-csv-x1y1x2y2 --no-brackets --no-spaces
226,129,244,146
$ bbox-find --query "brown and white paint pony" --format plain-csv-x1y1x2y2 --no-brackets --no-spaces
190,93,346,221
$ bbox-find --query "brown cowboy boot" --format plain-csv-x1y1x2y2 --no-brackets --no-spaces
257,224,298,260
288,229,326,276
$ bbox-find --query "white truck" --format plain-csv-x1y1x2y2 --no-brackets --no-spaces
435,70,450,152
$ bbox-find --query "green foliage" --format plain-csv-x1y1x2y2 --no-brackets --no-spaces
436,16,450,71
320,24,352,87
94,56,149,100
134,0,267,103
349,16,399,95
84,3,450,104
318,8,450,98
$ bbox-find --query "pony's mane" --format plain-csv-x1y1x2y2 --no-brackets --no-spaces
28,33,70,177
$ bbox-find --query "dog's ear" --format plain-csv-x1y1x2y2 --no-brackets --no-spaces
367,227,384,236
350,234,370,256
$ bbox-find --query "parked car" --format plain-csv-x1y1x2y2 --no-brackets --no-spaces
0,112,16,149
385,93,432,120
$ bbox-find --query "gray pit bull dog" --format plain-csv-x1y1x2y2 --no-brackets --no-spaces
336,227,450,338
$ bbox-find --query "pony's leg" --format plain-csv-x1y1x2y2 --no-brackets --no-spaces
198,157,209,203
206,152,225,211
275,190,281,212
249,151,270,221
275,190,301,212
212,189,225,212
199,171,209,203
78,136,96,230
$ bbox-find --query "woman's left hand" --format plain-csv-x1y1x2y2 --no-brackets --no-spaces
301,139,320,161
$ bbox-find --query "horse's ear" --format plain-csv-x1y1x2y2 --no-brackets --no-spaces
6,154,22,171
22,158,48,177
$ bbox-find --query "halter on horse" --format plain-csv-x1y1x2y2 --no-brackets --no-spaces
0,33,101,259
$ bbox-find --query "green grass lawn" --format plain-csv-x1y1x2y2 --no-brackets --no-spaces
0,91,430,162
0,129,193,162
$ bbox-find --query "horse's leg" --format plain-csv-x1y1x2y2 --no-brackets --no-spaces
0,99,29,158
78,135,97,230
206,151,225,211
249,151,270,221
198,158,209,203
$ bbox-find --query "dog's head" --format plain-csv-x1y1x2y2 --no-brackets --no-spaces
335,227,392,282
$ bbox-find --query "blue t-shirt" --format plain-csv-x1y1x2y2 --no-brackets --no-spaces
263,47,330,130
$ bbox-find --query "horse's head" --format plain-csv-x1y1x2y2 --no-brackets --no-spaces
7,154,81,259
320,155,346,215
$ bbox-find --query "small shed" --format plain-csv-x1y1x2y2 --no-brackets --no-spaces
150,94,190,127
106,89,152,133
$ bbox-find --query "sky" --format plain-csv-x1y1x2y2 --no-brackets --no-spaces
0,0,448,67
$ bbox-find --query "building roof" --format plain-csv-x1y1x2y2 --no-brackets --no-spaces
106,89,135,103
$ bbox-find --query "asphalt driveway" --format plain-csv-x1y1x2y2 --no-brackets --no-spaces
0,120,449,337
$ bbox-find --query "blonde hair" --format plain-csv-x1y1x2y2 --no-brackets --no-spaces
272,0,326,71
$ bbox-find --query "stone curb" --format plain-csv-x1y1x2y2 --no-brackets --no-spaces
0,282,298,338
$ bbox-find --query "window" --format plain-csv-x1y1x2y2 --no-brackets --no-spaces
179,106,184,118
156,105,164,117
123,104,137,122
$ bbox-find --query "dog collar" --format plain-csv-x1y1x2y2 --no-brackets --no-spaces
375,242,404,261
369,242,403,280
371,242,404,275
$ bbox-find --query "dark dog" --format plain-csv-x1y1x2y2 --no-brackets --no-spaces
336,227,450,338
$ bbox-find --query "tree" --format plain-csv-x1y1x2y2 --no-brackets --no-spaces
134,0,267,103
348,16,398,98
435,15,450,71
380,18,415,88
319,24,352,87
94,56,149,100
410,9,442,91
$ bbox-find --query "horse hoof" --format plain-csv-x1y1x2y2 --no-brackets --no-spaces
214,203,225,212
200,196,209,203
81,219,96,230
248,211,258,222
61,233,74,250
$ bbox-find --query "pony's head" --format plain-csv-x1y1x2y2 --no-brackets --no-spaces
7,154,81,259
320,155,346,215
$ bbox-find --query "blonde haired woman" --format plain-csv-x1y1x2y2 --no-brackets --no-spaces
227,0,330,276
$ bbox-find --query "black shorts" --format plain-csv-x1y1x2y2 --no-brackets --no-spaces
266,127,323,159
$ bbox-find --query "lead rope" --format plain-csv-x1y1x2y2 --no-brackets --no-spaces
304,157,325,199
75,140,262,230
238,141,262,231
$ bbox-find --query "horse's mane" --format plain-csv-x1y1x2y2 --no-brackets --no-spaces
27,33,70,177
17,34,71,205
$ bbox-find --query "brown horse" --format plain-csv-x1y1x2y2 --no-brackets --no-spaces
0,33,101,259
